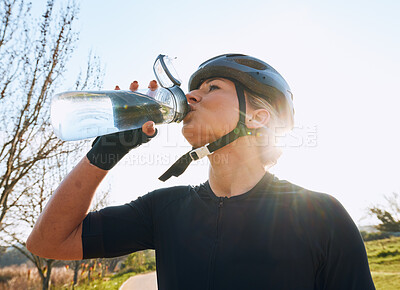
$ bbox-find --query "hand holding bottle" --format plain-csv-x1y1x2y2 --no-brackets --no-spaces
86,120,157,170
86,83,157,171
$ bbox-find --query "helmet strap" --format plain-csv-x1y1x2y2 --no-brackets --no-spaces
159,82,256,181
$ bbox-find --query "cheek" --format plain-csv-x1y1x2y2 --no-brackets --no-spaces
211,98,239,126
206,95,239,129
203,106,239,140
182,95,239,146
182,110,237,147
210,107,238,129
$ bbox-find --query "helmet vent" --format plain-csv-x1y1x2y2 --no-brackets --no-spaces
233,58,267,70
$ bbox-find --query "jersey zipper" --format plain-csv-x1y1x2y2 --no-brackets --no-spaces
207,196,225,290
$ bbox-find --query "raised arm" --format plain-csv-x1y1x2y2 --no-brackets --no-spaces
26,157,107,260
26,121,156,260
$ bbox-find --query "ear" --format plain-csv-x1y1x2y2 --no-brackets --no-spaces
246,109,270,129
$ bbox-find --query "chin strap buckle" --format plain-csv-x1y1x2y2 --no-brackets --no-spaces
189,146,211,161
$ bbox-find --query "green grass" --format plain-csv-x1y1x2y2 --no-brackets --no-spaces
365,236,400,289
69,272,138,290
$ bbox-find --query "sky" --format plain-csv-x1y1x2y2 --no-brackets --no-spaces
33,0,400,225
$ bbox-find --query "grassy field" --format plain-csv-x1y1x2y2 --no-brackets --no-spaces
0,265,145,289
365,236,400,289
72,272,138,290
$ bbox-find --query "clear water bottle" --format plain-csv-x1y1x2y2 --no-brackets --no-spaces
50,86,189,141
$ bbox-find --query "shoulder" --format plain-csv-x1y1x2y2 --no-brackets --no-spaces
268,176,336,202
145,184,196,202
268,177,363,250
132,184,199,213
267,176,351,225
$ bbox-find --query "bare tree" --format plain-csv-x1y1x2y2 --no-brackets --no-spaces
0,1,105,289
368,192,400,233
2,148,110,289
0,0,103,230
3,160,68,290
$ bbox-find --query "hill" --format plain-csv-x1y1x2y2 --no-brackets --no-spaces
365,236,400,289
0,247,30,267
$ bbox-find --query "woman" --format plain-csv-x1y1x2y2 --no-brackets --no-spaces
27,54,375,289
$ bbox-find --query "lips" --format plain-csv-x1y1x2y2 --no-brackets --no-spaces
183,107,195,123
188,104,196,112
183,112,192,123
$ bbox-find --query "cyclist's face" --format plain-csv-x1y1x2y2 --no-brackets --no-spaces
182,78,239,148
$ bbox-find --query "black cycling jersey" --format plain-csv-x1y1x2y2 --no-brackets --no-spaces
82,172,375,290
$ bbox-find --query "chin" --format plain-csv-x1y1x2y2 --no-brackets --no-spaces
182,127,197,147
182,126,204,148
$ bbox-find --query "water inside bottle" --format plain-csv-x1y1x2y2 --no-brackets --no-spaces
51,91,175,141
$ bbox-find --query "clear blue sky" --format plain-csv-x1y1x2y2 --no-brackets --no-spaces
33,0,400,225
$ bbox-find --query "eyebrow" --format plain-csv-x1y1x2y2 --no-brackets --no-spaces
204,78,228,84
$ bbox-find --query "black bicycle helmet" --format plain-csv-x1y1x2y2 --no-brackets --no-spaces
188,53,294,131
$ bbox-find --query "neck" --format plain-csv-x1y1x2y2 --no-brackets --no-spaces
207,137,267,198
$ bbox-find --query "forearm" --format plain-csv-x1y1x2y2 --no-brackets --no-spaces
26,157,108,259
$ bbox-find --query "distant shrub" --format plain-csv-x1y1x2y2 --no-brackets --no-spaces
0,265,40,289
377,250,400,258
120,250,156,275
360,231,392,241
0,265,74,289
0,272,12,283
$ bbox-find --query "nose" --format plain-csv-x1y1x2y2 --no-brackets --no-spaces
186,91,202,104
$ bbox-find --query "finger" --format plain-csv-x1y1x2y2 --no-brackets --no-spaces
142,121,156,136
